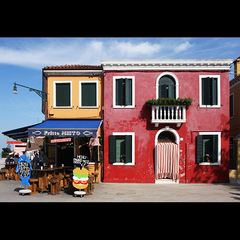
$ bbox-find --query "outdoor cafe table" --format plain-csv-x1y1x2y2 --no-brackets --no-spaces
34,166,73,193
5,163,19,180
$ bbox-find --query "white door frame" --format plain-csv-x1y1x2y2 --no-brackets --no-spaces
154,126,180,182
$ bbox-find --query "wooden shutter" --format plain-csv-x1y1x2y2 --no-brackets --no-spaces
212,135,218,163
202,77,210,105
116,79,124,105
109,135,116,163
160,84,168,98
82,83,96,106
211,77,218,105
196,135,203,163
125,78,132,105
125,135,132,163
56,83,70,106
168,84,175,98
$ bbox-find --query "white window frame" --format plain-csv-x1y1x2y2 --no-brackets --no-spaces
113,76,135,108
79,80,99,108
156,72,179,99
112,132,135,166
199,75,221,108
53,81,72,108
199,131,221,165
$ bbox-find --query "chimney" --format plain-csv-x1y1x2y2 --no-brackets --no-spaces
234,56,240,77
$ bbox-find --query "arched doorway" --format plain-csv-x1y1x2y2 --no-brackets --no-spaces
155,126,179,183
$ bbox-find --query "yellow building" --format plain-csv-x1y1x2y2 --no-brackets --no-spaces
230,57,240,183
33,65,104,180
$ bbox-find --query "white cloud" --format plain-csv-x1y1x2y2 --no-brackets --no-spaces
108,41,162,58
174,41,194,53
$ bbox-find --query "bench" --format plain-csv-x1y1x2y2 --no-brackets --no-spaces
48,178,60,195
0,171,6,180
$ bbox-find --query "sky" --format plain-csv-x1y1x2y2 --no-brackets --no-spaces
0,37,240,152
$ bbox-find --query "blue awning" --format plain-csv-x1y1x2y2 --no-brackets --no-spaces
28,119,102,137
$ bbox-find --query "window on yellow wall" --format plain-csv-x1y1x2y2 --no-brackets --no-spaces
54,81,72,108
79,81,98,108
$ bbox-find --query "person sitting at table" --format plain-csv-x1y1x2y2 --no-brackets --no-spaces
5,155,12,164
40,149,49,167
13,154,19,164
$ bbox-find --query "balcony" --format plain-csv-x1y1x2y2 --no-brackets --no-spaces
151,105,186,127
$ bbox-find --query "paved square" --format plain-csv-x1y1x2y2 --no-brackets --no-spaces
1,180,240,202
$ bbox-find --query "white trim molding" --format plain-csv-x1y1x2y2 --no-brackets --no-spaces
102,59,232,71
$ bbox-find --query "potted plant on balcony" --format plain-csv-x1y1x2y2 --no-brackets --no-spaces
145,97,194,108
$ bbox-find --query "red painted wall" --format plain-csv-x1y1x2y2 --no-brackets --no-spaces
103,70,230,183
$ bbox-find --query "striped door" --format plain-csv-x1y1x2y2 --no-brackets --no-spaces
157,142,179,180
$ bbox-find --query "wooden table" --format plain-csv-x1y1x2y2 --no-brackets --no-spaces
34,168,55,193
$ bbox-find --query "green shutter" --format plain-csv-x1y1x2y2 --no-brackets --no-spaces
109,135,116,163
202,77,211,105
125,135,132,163
196,135,203,163
211,77,218,105
125,78,132,105
160,84,168,98
82,83,96,107
116,79,124,105
168,84,175,99
56,83,70,106
212,135,218,163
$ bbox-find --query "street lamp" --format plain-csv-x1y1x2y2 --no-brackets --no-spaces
12,82,48,100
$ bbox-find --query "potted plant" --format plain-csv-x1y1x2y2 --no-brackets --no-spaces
120,154,125,163
205,154,212,162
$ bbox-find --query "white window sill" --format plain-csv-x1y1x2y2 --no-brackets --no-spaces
199,162,221,165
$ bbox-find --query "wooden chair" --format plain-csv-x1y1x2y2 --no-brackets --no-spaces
29,178,38,194
0,170,6,180
48,178,60,195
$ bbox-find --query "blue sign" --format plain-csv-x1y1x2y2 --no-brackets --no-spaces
28,130,97,137
16,155,32,187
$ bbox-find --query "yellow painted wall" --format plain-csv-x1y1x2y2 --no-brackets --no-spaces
47,75,103,119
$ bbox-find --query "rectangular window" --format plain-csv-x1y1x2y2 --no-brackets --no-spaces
199,75,220,108
54,81,72,108
113,76,135,108
79,81,98,108
109,132,135,165
196,132,221,165
230,93,234,118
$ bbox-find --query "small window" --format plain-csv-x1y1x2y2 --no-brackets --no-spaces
113,76,135,108
159,75,176,99
230,93,234,118
54,81,72,108
196,132,221,165
80,81,98,108
109,133,135,165
199,75,220,108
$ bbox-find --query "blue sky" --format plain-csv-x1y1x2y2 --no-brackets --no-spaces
0,37,240,152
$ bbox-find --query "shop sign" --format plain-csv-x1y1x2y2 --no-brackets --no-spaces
6,141,23,144
51,138,71,143
73,155,89,169
28,130,97,137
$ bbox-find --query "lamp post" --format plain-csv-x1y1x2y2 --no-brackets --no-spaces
13,82,48,100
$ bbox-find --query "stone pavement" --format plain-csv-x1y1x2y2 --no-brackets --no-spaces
1,179,240,202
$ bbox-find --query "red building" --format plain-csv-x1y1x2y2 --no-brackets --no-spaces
102,59,232,183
